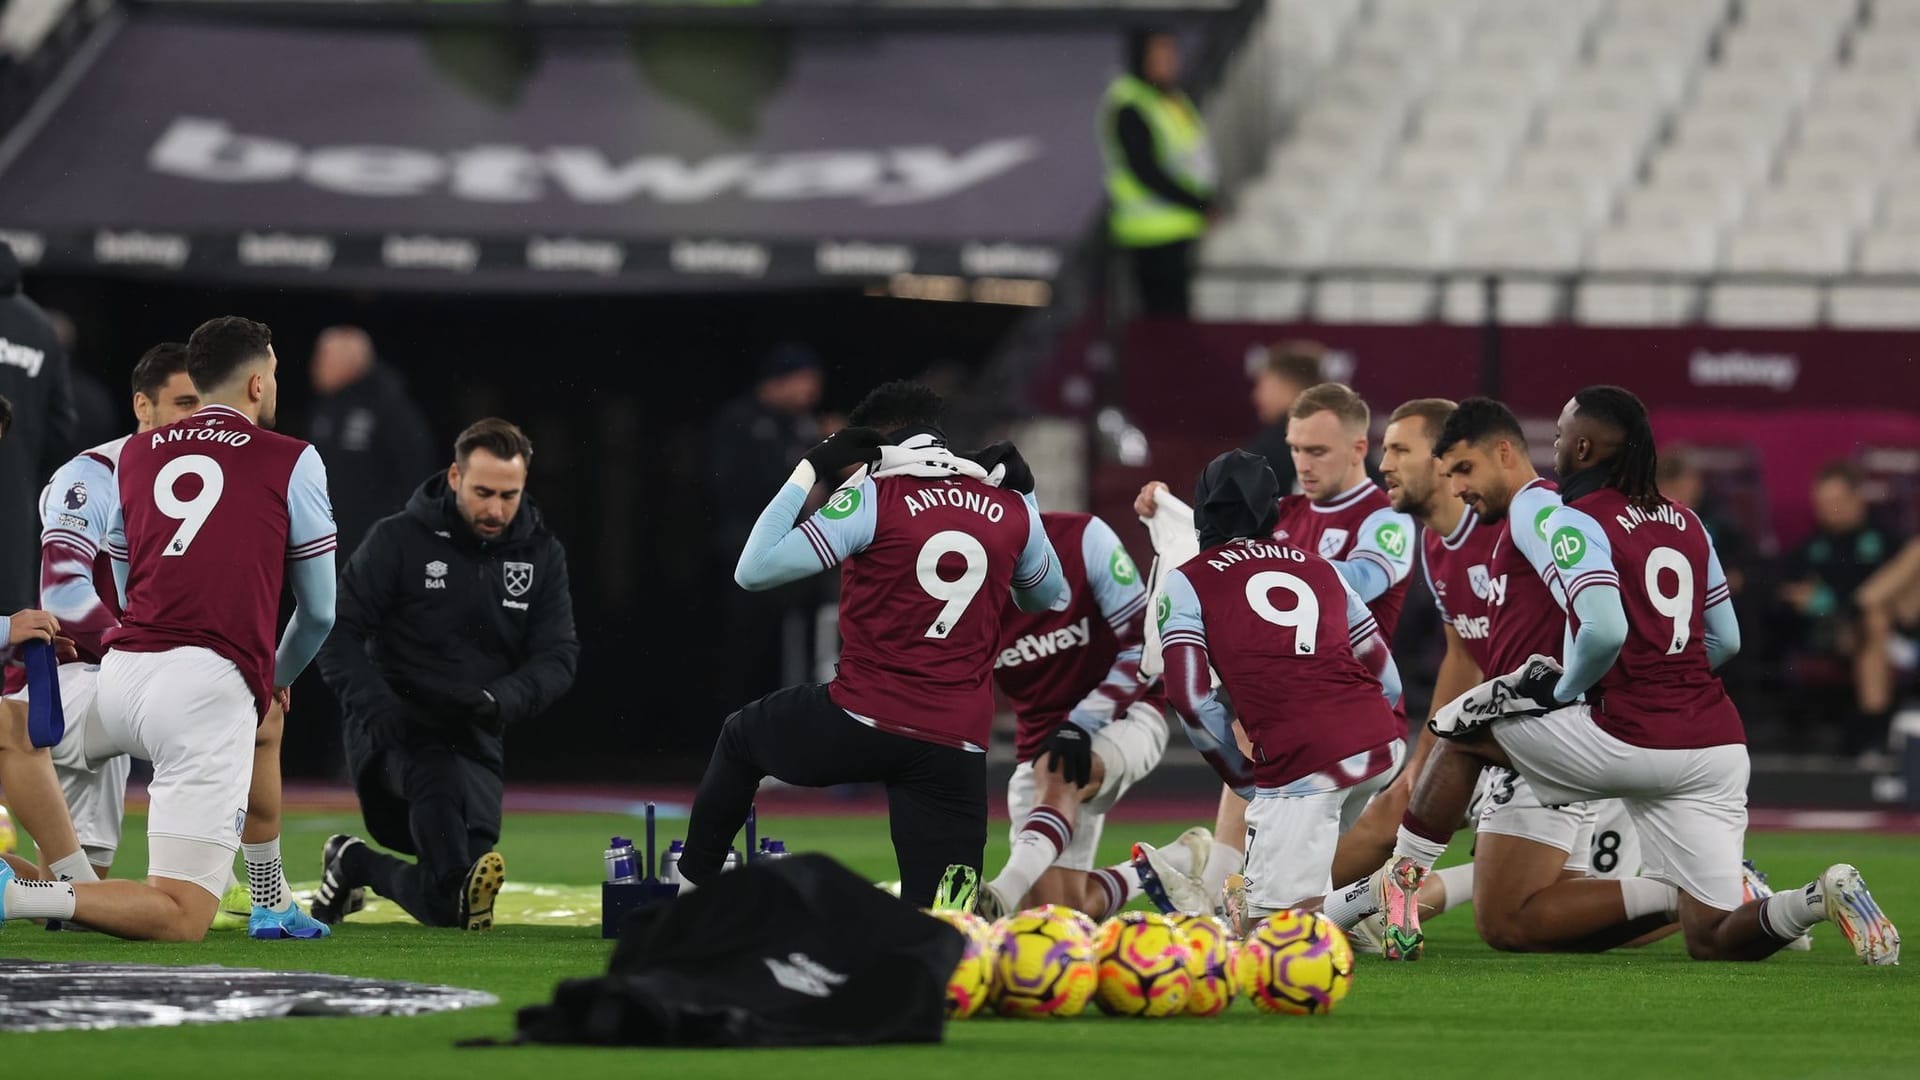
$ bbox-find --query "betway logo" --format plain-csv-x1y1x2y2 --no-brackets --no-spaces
0,336,47,377
1483,574,1509,607
149,118,1039,206
1688,349,1798,391
1451,614,1490,640
996,617,1092,669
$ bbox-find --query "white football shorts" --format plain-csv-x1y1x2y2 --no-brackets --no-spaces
6,663,132,867
1006,701,1169,872
1472,767,1595,874
1245,740,1406,915
1491,703,1747,911
95,646,254,897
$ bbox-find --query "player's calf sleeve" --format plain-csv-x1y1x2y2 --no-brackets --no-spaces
1758,882,1824,941
1393,814,1451,870
1620,877,1679,922
1322,876,1380,930
1199,842,1244,900
990,806,1071,904
48,851,98,884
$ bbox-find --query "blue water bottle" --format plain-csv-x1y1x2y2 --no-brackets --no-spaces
603,836,639,884
659,840,685,886
760,839,790,860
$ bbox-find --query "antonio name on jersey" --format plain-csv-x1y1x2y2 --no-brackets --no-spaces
1202,540,1307,570
902,486,1008,522
996,616,1092,669
1611,501,1692,535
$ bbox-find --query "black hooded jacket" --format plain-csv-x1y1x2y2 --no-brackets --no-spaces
0,242,75,611
319,472,578,777
308,363,436,558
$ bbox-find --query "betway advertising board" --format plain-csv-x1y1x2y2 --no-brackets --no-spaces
0,16,1110,290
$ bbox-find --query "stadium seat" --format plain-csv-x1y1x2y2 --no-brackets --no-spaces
1703,284,1822,327
1441,276,1563,325
1672,107,1792,160
1691,67,1813,112
1574,280,1701,325
1794,109,1912,160
1746,185,1874,231
1454,217,1583,272
1313,279,1438,323
1856,232,1920,274
1191,276,1249,322
1831,283,1920,327
1723,224,1851,277
1649,143,1773,190
1326,212,1455,271
1620,183,1747,228
1587,222,1719,274
1847,33,1920,78
1516,142,1640,190
1479,177,1617,228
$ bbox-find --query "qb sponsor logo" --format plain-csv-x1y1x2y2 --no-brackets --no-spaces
1155,593,1172,629
1533,507,1554,542
1374,522,1408,559
425,560,448,589
821,487,861,520
1550,528,1587,571
1110,546,1138,586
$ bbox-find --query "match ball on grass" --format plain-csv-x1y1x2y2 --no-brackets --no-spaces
1093,911,1193,1018
926,909,994,1020
1175,913,1237,1017
0,804,14,855
1233,910,1353,1016
988,906,1097,1018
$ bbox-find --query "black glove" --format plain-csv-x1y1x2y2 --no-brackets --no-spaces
1506,656,1564,715
803,427,885,479
967,441,1035,495
1040,721,1093,788
395,678,502,734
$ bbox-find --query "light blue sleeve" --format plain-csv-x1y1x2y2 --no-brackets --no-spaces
285,445,338,557
1157,570,1251,794
1557,584,1628,701
38,455,117,622
735,475,877,591
1011,493,1065,613
105,501,130,608
1080,516,1148,631
274,446,338,687
1341,506,1417,600
1702,528,1740,669
1543,505,1620,614
274,553,337,688
1508,483,1569,607
1340,575,1400,706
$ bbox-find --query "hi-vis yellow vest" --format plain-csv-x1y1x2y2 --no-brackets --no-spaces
1099,75,1215,248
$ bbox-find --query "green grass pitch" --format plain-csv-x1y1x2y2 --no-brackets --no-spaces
4,810,1918,1079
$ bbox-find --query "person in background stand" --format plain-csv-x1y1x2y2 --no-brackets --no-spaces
309,326,436,559
711,344,825,704
1244,341,1324,496
0,240,75,617
1098,27,1216,318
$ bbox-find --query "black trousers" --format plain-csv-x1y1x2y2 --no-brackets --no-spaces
683,683,987,908
344,738,503,927
1130,238,1194,318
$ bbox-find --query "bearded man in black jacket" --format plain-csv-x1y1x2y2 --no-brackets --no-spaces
314,417,578,930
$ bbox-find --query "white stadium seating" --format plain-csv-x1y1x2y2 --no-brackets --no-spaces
1194,0,1920,324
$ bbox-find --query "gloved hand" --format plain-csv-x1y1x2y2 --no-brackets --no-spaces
1508,655,1565,713
1041,721,1094,788
967,441,1035,495
1429,654,1564,739
803,427,886,479
395,678,502,734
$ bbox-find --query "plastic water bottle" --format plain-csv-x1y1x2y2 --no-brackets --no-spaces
759,839,790,860
723,848,741,872
659,840,685,886
603,836,639,885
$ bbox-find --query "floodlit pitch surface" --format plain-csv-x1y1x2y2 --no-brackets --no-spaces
3,811,1916,1078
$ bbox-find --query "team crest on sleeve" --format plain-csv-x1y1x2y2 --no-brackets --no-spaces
1317,528,1349,559
64,482,87,510
503,561,534,596
1468,564,1491,599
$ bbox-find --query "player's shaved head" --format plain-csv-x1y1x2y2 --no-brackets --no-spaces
187,316,279,428
1434,397,1533,524
1558,386,1660,508
847,380,945,439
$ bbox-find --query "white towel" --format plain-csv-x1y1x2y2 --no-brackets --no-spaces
1140,491,1216,685
1429,654,1564,738
866,433,992,483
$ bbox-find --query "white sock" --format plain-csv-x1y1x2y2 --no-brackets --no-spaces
1089,864,1140,919
243,838,293,911
988,806,1071,905
1393,825,1449,871
1435,863,1475,915
1322,875,1380,930
49,852,99,883
1759,881,1825,940
1200,842,1244,900
1620,877,1680,921
5,877,77,920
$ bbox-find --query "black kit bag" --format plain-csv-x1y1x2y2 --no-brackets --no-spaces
510,854,963,1048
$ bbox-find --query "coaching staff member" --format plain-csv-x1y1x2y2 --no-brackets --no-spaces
313,418,578,930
